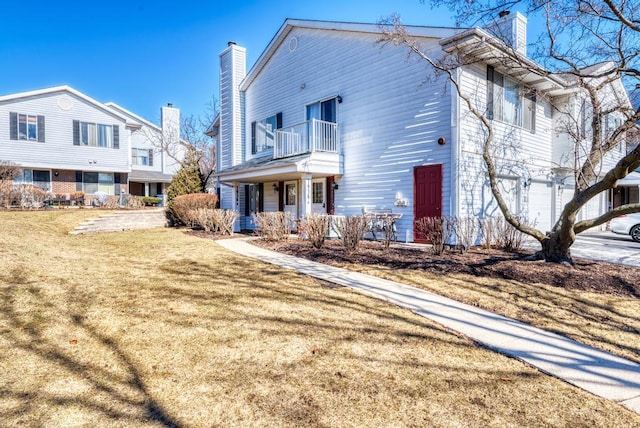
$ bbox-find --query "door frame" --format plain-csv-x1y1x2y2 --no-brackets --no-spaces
413,164,443,243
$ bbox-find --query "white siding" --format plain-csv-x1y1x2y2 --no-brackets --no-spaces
0,92,130,172
243,28,453,241
218,44,246,170
456,63,556,228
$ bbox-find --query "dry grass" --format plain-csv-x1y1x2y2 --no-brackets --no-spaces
1,211,639,427
327,263,640,365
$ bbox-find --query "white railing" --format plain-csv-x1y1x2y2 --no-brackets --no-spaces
274,119,338,159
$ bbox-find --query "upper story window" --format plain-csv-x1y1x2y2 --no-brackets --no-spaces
251,112,282,154
73,120,120,149
132,148,154,166
306,98,337,122
9,112,45,142
487,65,536,132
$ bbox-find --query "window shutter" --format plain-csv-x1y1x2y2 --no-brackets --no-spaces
276,112,283,129
244,184,250,216
486,65,495,120
148,149,154,166
258,183,264,212
114,173,121,184
37,116,45,142
9,112,18,140
75,171,83,191
73,120,80,145
278,181,284,211
113,125,120,149
251,121,256,154
526,90,536,133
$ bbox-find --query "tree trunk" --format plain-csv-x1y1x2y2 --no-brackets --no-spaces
540,232,575,265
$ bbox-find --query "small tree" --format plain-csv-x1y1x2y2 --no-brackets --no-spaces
0,161,20,207
166,148,206,203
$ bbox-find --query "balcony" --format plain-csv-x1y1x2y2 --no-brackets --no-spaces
274,119,339,159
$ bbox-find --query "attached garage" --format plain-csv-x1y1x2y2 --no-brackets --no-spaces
527,181,554,232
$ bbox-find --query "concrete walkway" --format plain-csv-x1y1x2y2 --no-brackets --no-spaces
216,237,640,415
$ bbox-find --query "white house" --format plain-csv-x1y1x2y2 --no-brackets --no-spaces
213,14,635,240
0,85,181,200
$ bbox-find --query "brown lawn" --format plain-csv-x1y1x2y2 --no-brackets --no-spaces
1,211,639,427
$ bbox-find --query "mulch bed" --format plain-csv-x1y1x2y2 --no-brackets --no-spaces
249,238,640,299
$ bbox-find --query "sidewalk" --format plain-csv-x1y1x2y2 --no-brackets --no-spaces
216,237,640,415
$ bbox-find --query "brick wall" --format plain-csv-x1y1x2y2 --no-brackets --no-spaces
51,170,77,195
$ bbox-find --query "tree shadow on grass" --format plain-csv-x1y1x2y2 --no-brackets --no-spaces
0,279,181,427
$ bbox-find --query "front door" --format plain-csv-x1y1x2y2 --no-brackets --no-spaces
414,164,443,242
311,179,326,214
284,181,297,219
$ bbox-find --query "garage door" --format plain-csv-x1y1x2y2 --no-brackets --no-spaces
527,181,553,232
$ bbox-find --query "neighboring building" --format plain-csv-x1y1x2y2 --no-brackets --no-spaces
213,14,634,240
0,86,181,200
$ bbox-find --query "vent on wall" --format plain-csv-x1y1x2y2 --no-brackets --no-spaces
289,36,298,52
57,97,74,111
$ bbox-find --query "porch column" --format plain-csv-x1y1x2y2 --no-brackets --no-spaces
301,173,312,218
231,182,240,232
144,183,150,197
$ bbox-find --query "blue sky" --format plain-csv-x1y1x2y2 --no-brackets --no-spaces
0,1,457,124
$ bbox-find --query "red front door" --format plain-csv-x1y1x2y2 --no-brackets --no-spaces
414,164,443,242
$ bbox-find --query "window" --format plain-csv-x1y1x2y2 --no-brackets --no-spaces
312,182,323,204
306,98,337,122
132,148,153,166
73,121,119,149
9,112,45,142
83,172,114,195
487,65,535,132
14,169,51,191
251,112,282,154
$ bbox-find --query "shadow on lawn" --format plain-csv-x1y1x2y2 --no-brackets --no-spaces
0,279,181,427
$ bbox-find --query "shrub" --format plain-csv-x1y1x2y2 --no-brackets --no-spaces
127,195,145,209
192,208,238,235
335,215,368,253
168,193,219,227
479,216,531,252
254,212,293,241
302,213,330,249
415,216,455,255
451,217,479,253
104,195,121,209
10,184,49,209
142,196,163,206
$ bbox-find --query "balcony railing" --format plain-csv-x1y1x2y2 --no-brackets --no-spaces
274,119,339,159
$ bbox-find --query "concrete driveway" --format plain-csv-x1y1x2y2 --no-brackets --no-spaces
526,231,640,267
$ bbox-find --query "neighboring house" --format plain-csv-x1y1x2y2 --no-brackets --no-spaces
106,102,183,198
212,14,634,240
0,86,181,201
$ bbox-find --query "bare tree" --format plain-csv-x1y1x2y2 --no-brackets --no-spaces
144,97,218,192
381,0,640,264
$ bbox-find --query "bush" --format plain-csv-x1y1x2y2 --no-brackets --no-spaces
191,208,238,235
415,216,455,255
450,217,479,253
335,215,368,253
302,213,330,249
9,184,49,209
479,216,530,252
168,193,219,227
254,212,293,241
142,196,163,206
